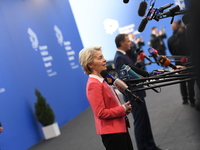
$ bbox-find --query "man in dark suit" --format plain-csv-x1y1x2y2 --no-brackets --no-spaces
113,33,162,150
149,27,167,56
127,32,146,71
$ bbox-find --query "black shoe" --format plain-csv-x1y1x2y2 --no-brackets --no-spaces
190,103,195,107
182,100,188,104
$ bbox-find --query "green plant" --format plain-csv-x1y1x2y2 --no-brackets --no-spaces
35,88,55,126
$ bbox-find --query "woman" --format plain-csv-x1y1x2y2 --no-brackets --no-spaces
79,46,133,150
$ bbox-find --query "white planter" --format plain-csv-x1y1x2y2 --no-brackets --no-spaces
42,122,61,140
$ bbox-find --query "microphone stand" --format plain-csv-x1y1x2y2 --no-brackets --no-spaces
124,67,194,83
131,77,196,92
129,76,191,87
145,60,180,65
155,8,189,24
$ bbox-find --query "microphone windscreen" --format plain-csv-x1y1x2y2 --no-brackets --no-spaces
139,53,145,60
128,64,150,77
138,18,148,32
123,0,129,4
181,57,189,64
138,1,147,16
100,70,109,78
161,58,170,66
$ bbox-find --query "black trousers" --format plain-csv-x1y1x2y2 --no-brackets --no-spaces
101,131,133,150
180,80,195,103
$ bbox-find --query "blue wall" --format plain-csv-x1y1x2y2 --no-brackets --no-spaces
0,0,88,149
0,0,185,149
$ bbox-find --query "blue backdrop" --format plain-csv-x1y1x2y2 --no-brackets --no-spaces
0,0,88,149
0,0,185,149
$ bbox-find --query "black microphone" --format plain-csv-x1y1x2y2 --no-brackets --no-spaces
100,70,144,105
138,2,155,32
128,64,150,77
123,0,129,4
138,1,147,16
158,3,174,12
138,18,148,32
160,5,180,17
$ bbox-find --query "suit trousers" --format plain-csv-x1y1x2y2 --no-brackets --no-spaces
180,80,195,103
127,97,158,150
101,131,133,150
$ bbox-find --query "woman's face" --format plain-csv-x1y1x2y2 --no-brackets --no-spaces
89,51,107,75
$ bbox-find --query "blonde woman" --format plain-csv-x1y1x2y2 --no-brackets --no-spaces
79,46,133,150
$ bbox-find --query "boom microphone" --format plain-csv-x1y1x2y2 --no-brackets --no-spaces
158,56,177,69
123,0,129,4
138,2,156,32
158,3,174,12
100,70,144,105
160,5,180,17
138,1,147,16
138,18,148,32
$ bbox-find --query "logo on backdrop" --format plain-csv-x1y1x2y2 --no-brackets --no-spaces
0,88,5,94
54,25,79,69
174,0,185,9
118,24,140,35
103,19,139,35
27,28,57,77
103,19,119,35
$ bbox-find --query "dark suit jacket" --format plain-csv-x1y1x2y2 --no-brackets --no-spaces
114,51,146,98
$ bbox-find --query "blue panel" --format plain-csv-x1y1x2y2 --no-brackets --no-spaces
0,0,88,149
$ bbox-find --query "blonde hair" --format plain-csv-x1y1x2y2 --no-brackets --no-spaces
79,46,102,75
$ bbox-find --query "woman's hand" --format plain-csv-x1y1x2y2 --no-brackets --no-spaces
124,101,132,114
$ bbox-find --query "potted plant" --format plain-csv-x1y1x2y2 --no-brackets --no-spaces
35,88,61,140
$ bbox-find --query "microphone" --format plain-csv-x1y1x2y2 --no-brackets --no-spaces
138,18,148,32
121,65,142,79
138,2,156,32
138,1,147,17
127,64,150,77
160,5,180,17
148,47,160,65
180,57,193,66
100,70,144,105
158,3,174,12
121,65,159,93
181,57,189,64
158,56,177,69
136,48,152,63
123,0,129,4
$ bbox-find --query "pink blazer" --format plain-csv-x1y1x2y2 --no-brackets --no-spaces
86,77,127,135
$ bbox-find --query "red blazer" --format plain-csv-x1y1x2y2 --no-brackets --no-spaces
86,77,127,135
